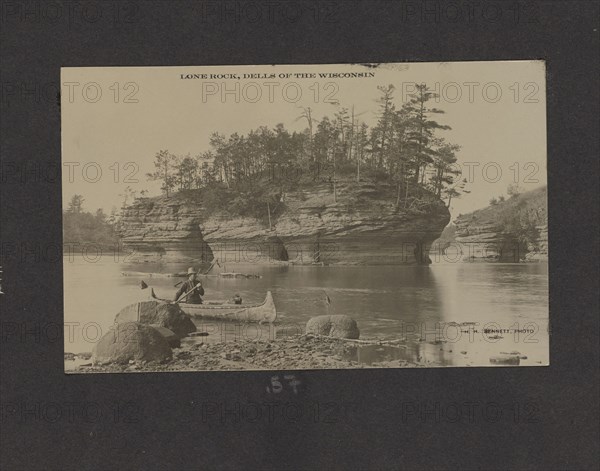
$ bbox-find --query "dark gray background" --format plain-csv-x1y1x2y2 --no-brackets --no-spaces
1,1,598,469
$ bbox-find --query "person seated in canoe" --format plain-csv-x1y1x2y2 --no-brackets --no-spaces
174,267,204,304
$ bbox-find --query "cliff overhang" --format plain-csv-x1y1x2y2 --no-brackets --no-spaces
117,181,451,265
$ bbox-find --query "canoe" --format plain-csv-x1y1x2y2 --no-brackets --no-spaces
151,290,277,323
180,291,276,323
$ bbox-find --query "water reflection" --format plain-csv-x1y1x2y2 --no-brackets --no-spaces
342,343,448,366
64,256,549,366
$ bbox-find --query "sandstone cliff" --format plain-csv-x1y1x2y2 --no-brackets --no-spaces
445,186,548,262
117,180,451,265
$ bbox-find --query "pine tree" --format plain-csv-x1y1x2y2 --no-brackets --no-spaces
146,150,177,196
67,194,85,213
403,84,450,184
372,85,396,169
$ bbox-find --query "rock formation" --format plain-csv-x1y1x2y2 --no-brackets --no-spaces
117,181,450,265
436,186,547,262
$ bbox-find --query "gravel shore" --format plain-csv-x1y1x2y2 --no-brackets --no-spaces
68,334,421,373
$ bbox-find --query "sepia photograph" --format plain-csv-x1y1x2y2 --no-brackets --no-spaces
61,61,548,373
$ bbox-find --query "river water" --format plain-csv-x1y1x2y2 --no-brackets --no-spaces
64,255,549,367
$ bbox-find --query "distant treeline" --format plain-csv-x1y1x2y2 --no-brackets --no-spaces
145,84,469,213
63,195,119,250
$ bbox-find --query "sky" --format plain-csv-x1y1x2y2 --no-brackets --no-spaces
61,61,546,218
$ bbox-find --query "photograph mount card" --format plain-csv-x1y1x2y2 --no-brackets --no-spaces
61,62,548,373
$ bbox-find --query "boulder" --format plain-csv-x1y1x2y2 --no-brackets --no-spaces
115,300,196,337
92,322,172,365
305,315,360,339
150,325,181,348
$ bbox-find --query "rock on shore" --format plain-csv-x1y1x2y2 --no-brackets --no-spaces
92,322,173,365
115,300,196,337
305,315,360,339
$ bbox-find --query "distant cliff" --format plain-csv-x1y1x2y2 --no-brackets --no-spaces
117,179,451,265
442,186,547,262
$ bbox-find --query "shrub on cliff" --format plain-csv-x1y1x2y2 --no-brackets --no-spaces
199,179,285,227
201,184,233,213
500,202,541,250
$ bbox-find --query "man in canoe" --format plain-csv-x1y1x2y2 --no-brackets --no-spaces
174,267,205,304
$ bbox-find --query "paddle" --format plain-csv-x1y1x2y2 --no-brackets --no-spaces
143,282,194,304
174,259,220,287
173,282,204,304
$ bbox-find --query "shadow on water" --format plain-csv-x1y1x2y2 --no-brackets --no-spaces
341,342,449,366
